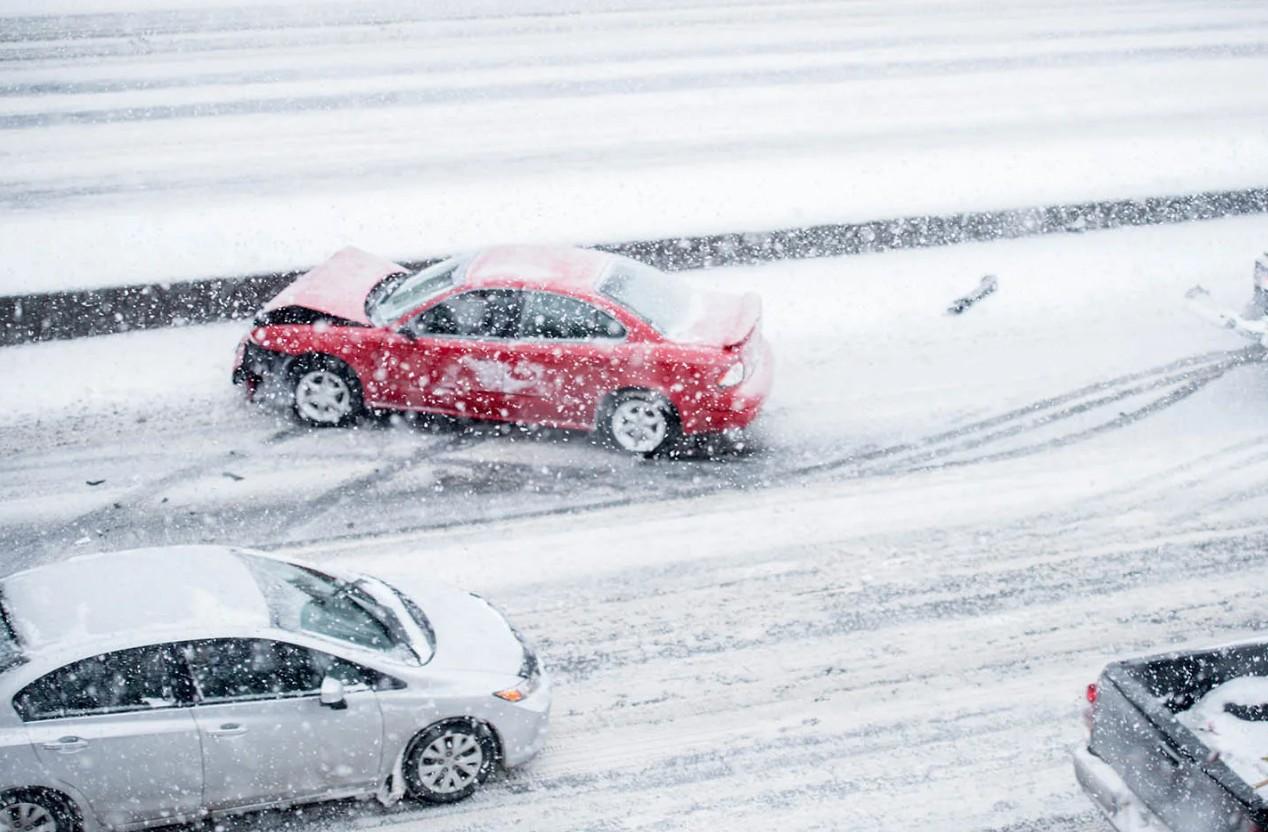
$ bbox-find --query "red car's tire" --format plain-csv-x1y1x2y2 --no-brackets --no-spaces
289,355,364,428
601,389,680,456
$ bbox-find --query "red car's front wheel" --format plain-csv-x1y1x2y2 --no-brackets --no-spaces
290,356,363,427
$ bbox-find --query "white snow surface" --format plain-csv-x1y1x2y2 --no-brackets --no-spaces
4,0,1268,293
5,217,1268,829
0,546,268,651
1178,677,1268,790
6,2,1268,828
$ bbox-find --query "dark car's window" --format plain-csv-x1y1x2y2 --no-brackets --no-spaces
183,639,319,702
14,644,189,722
519,291,625,340
410,290,523,339
368,256,466,326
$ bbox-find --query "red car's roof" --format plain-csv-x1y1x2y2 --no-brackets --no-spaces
463,245,613,292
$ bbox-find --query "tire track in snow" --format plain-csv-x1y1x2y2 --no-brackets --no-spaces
256,347,1256,554
270,428,490,539
282,521,1268,830
6,424,301,569
10,16,1268,97
9,41,1268,130
791,347,1255,479
988,431,1268,540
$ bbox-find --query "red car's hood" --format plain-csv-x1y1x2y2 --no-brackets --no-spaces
262,246,404,325
678,290,762,348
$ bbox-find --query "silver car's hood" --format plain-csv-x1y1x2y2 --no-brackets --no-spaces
380,574,524,676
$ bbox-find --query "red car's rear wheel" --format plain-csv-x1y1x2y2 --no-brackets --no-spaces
603,390,679,455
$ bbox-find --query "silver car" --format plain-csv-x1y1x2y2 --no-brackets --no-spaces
0,546,550,832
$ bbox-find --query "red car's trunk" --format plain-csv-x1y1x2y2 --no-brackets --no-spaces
680,291,761,348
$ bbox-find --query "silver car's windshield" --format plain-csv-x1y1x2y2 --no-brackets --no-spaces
368,256,468,326
597,257,696,338
239,554,417,662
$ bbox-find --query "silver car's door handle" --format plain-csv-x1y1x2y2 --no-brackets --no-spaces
41,736,88,753
208,723,247,737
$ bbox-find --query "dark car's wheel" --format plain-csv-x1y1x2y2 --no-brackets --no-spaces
0,791,79,832
290,356,363,427
403,720,497,804
602,389,679,455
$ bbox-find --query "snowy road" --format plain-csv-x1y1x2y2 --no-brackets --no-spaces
4,0,1268,292
6,216,1268,829
5,0,1268,827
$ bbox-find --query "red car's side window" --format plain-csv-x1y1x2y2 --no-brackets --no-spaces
519,292,625,340
409,290,523,339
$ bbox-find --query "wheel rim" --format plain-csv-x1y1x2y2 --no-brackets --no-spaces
294,370,352,424
611,398,667,453
0,803,57,832
416,729,484,795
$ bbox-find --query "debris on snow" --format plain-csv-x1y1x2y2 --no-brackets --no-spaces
1184,285,1268,342
946,274,998,315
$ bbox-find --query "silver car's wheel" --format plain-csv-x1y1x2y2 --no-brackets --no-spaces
418,730,483,794
0,802,58,832
404,721,496,804
607,393,674,454
294,369,354,426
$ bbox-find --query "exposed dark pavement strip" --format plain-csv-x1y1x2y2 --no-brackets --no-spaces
4,186,1267,346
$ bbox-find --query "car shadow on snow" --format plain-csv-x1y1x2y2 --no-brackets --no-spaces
356,407,769,464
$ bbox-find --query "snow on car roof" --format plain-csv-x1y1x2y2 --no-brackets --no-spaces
464,245,612,290
0,545,270,654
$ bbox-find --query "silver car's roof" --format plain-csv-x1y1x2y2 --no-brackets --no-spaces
0,546,271,653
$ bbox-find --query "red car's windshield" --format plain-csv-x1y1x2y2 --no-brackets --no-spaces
598,258,697,338
369,256,468,326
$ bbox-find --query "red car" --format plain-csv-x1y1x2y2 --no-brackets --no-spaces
233,245,773,455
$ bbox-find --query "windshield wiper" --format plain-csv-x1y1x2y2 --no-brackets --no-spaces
337,579,420,663
364,271,410,322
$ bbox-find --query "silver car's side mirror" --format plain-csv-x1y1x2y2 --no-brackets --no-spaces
320,676,348,710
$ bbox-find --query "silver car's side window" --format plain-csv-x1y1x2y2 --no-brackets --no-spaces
308,646,403,691
13,644,190,722
182,639,319,704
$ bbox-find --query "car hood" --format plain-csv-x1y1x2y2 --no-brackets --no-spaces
380,573,524,676
677,290,761,348
261,246,404,325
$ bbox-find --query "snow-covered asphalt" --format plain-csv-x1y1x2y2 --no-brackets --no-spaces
6,0,1268,826
5,0,1268,292
6,216,1268,828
